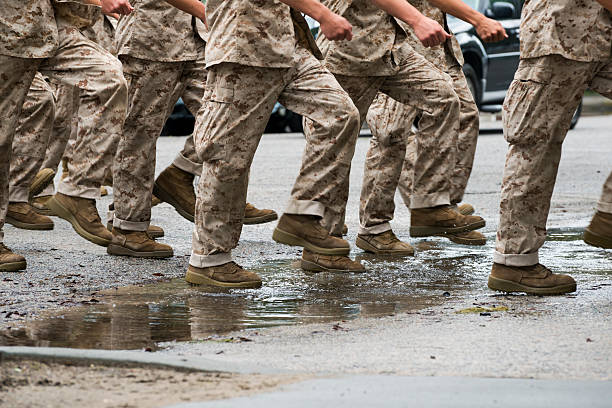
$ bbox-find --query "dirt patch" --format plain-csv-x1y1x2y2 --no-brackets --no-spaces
0,359,302,408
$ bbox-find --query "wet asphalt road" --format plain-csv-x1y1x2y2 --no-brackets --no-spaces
0,115,610,380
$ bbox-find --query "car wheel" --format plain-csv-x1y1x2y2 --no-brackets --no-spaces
463,63,481,107
570,101,582,130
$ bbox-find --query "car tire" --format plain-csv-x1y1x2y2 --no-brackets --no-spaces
463,63,481,107
570,101,582,130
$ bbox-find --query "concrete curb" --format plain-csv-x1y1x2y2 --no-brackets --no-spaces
0,346,290,375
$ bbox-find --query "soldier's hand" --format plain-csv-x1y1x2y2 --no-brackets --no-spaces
413,16,451,47
320,11,353,41
475,17,508,42
101,0,134,15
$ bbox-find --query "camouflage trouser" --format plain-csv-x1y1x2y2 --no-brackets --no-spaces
360,57,478,233
190,43,359,267
334,44,459,235
113,39,207,231
0,55,40,243
167,79,205,177
8,73,56,203
495,54,612,266
37,23,127,200
37,79,80,197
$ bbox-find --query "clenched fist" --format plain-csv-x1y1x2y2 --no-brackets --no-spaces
101,0,134,15
320,11,353,41
413,16,451,47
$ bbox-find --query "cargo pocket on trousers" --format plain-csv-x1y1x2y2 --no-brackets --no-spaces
194,80,235,163
502,63,553,146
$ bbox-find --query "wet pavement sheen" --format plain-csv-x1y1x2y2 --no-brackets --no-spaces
1,228,610,351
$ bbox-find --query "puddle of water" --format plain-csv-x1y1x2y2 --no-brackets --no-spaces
1,234,610,351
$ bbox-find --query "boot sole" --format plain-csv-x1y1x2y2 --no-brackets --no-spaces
410,219,486,237
107,244,173,258
272,227,350,256
6,216,54,230
487,276,576,295
185,268,262,288
583,228,612,249
0,261,27,272
153,183,194,223
244,213,278,225
300,259,365,273
29,169,55,199
46,197,111,247
355,236,415,256
446,234,486,246
106,222,164,239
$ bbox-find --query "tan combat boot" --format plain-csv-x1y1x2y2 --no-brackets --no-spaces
151,194,162,207
342,224,348,235
107,227,173,258
273,214,350,255
0,243,26,272
30,195,55,216
46,193,112,246
244,203,278,225
105,204,164,238
300,249,365,273
447,230,486,246
457,203,475,216
29,168,55,199
185,262,262,288
153,164,195,222
584,211,612,249
105,220,165,239
356,230,414,255
6,202,54,230
410,205,485,237
488,263,576,295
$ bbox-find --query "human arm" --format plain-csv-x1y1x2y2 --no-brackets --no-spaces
370,0,451,47
164,0,206,24
279,0,353,40
596,0,612,12
429,0,507,42
98,0,133,15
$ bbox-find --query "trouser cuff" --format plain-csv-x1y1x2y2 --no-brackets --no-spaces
597,201,612,214
36,184,55,197
493,250,539,267
285,199,325,218
358,222,392,235
57,182,100,200
189,251,233,268
410,192,450,209
8,187,29,203
173,153,202,176
113,216,149,232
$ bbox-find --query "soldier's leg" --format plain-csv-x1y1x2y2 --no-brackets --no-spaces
108,56,182,258
356,93,415,255
6,73,56,231
189,63,285,284
0,55,40,271
41,26,128,247
272,46,362,272
584,58,612,249
9,74,56,203
374,46,484,240
490,55,595,295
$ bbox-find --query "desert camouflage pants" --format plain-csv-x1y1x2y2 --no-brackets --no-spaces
0,55,40,243
495,54,612,266
8,74,56,203
360,58,478,233
333,44,459,235
113,40,207,231
36,79,80,197
190,43,359,267
37,23,127,200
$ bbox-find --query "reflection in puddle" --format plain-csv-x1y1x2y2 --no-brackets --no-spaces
1,232,610,351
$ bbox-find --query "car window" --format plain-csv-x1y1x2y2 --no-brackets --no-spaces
462,0,480,10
